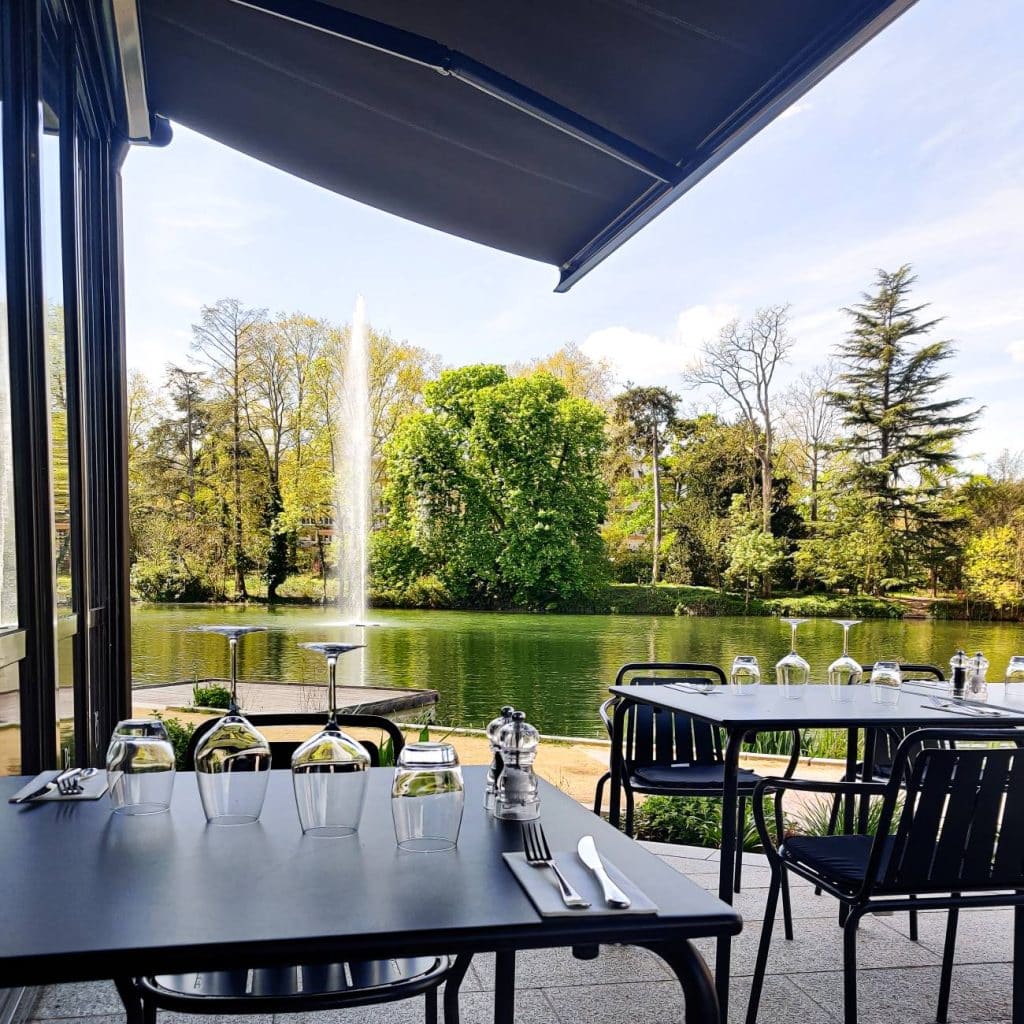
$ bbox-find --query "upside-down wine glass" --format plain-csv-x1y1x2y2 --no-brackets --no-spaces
827,620,863,703
191,625,272,825
776,618,811,699
292,642,371,836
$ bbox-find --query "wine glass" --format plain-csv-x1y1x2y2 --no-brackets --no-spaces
827,620,862,703
870,661,902,706
190,625,272,825
292,642,371,837
1005,656,1024,704
776,618,810,699
729,655,761,696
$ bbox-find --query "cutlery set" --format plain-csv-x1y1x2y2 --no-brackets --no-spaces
522,820,630,910
10,767,99,804
926,697,1009,718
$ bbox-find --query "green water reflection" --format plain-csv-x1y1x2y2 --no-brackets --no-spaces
131,605,1024,738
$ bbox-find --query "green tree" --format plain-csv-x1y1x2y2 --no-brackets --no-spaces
963,515,1024,611
613,386,679,584
190,299,267,598
724,494,784,607
379,365,608,609
829,266,976,586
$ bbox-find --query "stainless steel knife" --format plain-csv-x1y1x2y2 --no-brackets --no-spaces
577,835,631,908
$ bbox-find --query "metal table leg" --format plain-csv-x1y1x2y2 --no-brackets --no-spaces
644,940,722,1024
715,727,745,1023
843,727,858,834
494,950,515,1024
113,978,145,1024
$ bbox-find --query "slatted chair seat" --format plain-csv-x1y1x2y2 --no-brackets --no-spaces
138,956,454,1015
746,727,1024,1024
632,763,761,789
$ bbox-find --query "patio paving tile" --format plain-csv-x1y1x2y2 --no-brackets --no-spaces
32,982,124,1018
789,963,1013,1024
466,944,671,991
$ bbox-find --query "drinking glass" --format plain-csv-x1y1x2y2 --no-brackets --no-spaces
776,619,810,699
191,625,272,825
392,742,465,852
870,661,902,705
827,620,862,703
106,719,175,815
292,641,370,836
1005,656,1024,703
729,655,761,696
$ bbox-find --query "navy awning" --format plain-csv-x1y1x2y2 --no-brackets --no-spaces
138,0,915,290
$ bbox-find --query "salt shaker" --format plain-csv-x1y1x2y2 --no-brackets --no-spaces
950,649,967,699
494,711,540,821
483,705,515,813
968,651,989,702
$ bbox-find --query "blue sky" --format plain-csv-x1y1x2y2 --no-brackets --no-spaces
122,0,1023,468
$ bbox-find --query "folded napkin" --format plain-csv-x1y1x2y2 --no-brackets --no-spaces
8,769,109,804
504,850,657,917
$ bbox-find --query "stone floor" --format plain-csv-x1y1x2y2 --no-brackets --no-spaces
21,842,1015,1024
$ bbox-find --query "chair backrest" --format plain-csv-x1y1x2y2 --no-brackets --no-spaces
614,662,727,770
857,664,946,775
869,728,1024,894
184,712,405,769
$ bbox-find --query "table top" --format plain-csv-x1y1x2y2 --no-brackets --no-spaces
609,682,1024,730
0,767,739,988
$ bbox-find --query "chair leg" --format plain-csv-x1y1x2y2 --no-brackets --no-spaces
443,953,473,1024
734,796,746,894
745,864,782,1024
843,907,863,1024
593,772,609,816
142,996,156,1024
909,894,919,942
624,787,635,837
425,985,439,1024
936,906,959,1024
771,798,793,940
780,866,794,941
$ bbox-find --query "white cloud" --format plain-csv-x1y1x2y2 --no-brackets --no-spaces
778,101,812,121
1007,340,1024,363
581,304,736,385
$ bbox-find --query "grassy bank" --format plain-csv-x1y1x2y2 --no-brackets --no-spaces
132,573,907,619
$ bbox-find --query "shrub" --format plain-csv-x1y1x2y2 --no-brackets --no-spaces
192,684,231,709
632,795,775,851
132,556,216,602
793,794,899,838
158,715,196,770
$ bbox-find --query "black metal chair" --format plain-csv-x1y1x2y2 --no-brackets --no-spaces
746,727,1024,1024
127,712,469,1023
821,664,947,938
593,662,801,896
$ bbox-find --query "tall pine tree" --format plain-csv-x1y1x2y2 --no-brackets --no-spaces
828,266,976,586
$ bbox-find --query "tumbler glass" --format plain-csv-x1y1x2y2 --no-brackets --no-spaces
1005,656,1024,703
106,720,176,815
730,655,761,696
870,661,902,706
391,742,465,852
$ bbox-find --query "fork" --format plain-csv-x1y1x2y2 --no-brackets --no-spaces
522,821,590,909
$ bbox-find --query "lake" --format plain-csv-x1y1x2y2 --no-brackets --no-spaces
132,605,1024,738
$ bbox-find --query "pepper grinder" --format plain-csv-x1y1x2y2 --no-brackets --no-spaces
950,649,967,699
494,711,540,821
483,705,515,813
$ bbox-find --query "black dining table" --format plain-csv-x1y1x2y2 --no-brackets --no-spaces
0,766,740,1023
606,681,1024,1023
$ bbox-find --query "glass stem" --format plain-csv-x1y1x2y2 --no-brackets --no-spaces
842,627,850,657
328,656,338,723
229,637,239,713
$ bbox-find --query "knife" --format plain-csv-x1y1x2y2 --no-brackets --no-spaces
10,768,78,805
577,835,631,908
